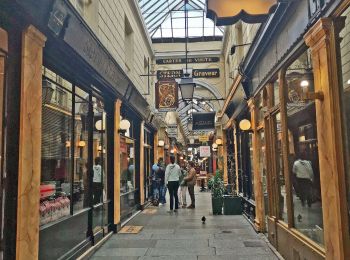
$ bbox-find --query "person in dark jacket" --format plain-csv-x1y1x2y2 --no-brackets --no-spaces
157,158,166,204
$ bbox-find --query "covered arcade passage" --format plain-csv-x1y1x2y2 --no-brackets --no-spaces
0,0,350,260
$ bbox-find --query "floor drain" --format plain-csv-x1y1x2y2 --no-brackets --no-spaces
222,230,232,233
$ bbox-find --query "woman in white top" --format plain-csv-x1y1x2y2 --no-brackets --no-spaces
165,156,181,212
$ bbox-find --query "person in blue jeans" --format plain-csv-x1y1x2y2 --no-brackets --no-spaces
165,156,181,213
151,162,159,202
156,158,166,205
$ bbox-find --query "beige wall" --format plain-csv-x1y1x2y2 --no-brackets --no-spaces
69,0,155,106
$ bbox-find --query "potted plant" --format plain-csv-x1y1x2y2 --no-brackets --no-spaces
208,170,225,215
223,187,242,215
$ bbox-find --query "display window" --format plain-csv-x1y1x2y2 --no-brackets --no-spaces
248,132,254,200
40,67,110,229
144,128,152,201
338,5,350,233
284,50,323,245
120,136,136,219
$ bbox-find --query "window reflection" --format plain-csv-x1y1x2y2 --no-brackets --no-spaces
338,6,350,233
286,50,323,245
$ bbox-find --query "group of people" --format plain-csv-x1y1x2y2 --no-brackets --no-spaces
151,156,196,213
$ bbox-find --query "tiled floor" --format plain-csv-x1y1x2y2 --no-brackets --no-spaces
90,188,280,260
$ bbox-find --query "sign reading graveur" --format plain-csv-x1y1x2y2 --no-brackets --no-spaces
192,112,216,130
156,57,220,65
155,80,178,112
157,69,220,80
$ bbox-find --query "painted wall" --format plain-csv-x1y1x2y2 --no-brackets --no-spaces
69,0,155,106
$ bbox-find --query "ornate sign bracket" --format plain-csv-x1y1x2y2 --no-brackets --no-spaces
206,0,279,25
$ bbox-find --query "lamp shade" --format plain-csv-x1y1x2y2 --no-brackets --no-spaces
120,119,131,130
158,140,165,147
187,119,193,132
239,119,251,131
212,143,218,149
215,138,223,145
189,138,195,144
179,77,195,100
78,140,86,147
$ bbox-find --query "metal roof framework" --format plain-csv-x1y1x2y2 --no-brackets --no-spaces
138,0,224,40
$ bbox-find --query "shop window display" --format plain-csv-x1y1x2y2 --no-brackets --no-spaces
120,136,136,219
285,50,323,245
259,130,268,217
40,68,109,228
40,69,73,226
338,6,350,231
248,133,254,200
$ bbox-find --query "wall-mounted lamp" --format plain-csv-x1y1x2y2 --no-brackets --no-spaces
78,140,86,147
164,144,170,150
215,138,223,146
95,120,105,131
230,43,252,55
300,80,310,88
347,79,350,85
189,138,195,144
118,118,131,134
158,140,165,147
239,119,251,131
212,143,218,149
65,141,71,148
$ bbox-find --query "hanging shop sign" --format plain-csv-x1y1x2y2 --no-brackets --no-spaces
192,112,216,130
157,69,220,80
199,146,211,157
167,125,178,138
155,80,179,112
199,135,209,142
156,57,220,65
206,0,278,25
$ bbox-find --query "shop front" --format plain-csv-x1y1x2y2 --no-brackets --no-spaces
234,0,350,259
0,0,153,259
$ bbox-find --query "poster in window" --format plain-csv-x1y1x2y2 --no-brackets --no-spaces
155,80,178,112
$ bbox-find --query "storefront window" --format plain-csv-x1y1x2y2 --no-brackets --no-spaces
338,6,350,232
248,133,254,200
73,87,90,211
273,112,287,222
285,50,323,245
259,130,268,217
144,129,152,201
40,69,73,226
120,136,136,219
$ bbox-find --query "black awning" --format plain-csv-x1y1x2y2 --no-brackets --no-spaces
224,84,247,119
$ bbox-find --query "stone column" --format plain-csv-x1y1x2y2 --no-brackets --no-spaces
16,25,46,260
304,18,350,260
114,99,122,226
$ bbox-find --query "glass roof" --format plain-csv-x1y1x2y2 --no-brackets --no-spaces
138,0,224,40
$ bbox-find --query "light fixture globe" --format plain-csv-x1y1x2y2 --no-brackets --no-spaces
78,140,86,147
95,120,105,131
190,138,195,144
212,143,218,149
215,138,223,145
179,77,195,100
158,140,165,147
239,119,251,131
120,119,131,130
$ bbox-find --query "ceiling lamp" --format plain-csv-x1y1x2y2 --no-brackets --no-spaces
179,77,195,100
178,0,195,101
239,119,251,131
120,119,131,130
187,118,193,131
215,138,223,146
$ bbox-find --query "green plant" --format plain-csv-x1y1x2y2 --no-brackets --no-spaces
208,170,225,199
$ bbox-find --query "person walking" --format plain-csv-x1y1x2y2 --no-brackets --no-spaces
184,161,196,209
151,162,160,204
178,163,188,208
165,156,181,212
